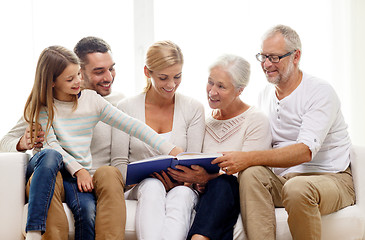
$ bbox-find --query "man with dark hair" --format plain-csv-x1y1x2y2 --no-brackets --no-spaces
74,36,115,97
74,36,126,240
0,36,126,240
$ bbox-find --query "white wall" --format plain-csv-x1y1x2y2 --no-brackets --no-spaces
0,0,135,138
0,0,364,146
349,0,365,145
153,0,336,114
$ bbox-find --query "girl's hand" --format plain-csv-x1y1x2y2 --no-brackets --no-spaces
168,146,184,156
75,169,94,192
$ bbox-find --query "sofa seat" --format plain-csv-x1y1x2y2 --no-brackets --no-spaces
1,145,365,240
20,198,365,240
232,204,365,240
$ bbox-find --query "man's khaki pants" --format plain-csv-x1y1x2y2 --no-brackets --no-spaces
238,166,355,240
26,166,126,240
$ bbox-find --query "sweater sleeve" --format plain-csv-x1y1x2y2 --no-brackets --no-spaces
241,109,272,152
182,97,205,153
97,96,175,155
0,116,28,152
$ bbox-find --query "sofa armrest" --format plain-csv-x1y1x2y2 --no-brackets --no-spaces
351,145,365,215
0,152,29,240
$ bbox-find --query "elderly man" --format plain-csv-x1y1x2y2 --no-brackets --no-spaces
213,25,355,240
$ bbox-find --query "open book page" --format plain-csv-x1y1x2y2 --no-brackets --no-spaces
128,155,172,164
176,152,222,159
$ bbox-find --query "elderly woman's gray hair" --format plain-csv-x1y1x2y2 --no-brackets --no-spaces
209,54,250,90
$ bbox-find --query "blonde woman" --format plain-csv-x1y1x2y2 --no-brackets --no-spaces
111,40,205,240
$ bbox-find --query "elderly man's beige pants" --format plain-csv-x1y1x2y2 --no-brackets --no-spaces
238,166,355,240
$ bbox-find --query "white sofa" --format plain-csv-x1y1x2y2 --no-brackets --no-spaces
0,146,364,240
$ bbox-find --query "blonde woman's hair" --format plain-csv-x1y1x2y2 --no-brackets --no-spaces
24,46,80,145
144,40,183,92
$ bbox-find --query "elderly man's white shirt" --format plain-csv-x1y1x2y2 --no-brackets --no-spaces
258,72,351,176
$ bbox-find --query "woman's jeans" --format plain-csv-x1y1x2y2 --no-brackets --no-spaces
61,169,96,240
25,149,64,232
188,174,240,240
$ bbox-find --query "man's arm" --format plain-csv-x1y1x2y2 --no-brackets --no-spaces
212,143,312,175
0,116,44,152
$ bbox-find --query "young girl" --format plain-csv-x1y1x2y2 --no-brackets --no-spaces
24,45,181,240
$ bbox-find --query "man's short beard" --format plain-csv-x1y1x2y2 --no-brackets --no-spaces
267,59,294,85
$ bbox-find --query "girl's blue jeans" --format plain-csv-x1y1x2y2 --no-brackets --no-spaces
61,168,96,240
25,149,63,233
26,149,96,240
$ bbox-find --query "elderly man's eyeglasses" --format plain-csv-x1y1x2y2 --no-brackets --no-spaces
256,50,296,63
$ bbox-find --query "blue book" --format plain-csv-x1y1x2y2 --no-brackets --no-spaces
126,152,222,185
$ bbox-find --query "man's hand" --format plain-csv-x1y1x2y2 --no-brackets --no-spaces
168,165,217,185
75,169,94,192
211,144,312,175
212,151,252,175
17,124,44,151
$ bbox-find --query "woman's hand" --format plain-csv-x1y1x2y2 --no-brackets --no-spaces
168,165,218,185
75,168,94,192
17,124,44,151
192,183,206,194
151,170,183,191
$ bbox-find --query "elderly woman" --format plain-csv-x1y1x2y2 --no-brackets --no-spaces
168,54,272,240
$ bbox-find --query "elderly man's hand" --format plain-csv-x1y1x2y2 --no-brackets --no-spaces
212,151,253,175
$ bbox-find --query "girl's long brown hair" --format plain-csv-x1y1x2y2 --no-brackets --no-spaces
24,46,80,146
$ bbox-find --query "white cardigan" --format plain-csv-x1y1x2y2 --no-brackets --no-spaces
111,92,206,184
